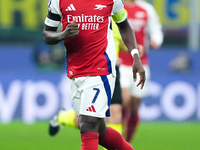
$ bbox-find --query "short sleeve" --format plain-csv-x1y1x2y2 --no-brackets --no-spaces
44,0,62,27
112,0,124,15
112,0,127,23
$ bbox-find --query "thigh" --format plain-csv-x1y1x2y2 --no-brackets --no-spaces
119,65,133,88
79,115,107,137
119,65,133,107
70,74,115,118
130,65,151,98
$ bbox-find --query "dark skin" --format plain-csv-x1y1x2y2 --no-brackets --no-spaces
43,17,80,45
116,19,145,89
43,17,145,138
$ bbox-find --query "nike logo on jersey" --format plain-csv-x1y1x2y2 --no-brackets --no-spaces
94,4,107,10
86,105,96,112
66,4,76,11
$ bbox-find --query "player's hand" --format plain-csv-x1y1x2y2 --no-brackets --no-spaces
149,40,160,49
132,54,146,89
138,44,145,57
61,17,80,40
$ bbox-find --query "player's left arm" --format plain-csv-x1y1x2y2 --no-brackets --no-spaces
112,7,145,88
117,18,145,88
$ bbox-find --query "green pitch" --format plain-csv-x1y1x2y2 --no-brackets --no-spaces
0,121,199,150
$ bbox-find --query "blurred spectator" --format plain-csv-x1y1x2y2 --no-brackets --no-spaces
34,41,65,70
169,53,191,72
119,0,164,143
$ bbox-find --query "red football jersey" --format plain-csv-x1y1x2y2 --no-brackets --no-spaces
45,0,125,78
119,0,163,66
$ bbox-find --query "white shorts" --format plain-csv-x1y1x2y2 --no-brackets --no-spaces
69,74,116,118
119,64,150,98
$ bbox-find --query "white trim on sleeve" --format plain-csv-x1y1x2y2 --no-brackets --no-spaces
45,17,60,27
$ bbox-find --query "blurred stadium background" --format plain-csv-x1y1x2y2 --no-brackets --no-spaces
0,0,200,149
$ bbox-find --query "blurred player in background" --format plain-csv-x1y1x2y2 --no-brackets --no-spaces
43,0,145,149
118,0,164,143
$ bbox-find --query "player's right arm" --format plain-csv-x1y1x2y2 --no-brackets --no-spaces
43,18,79,45
43,0,79,45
